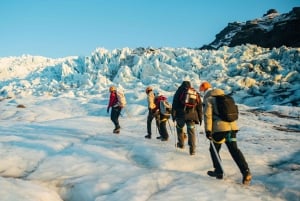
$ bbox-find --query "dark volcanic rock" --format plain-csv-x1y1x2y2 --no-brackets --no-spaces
201,7,300,50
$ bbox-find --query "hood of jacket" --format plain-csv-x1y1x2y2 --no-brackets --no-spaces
180,81,191,89
206,88,224,97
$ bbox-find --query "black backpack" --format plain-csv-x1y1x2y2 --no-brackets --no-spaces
214,95,238,122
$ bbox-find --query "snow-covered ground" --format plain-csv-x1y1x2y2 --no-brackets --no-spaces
0,45,299,201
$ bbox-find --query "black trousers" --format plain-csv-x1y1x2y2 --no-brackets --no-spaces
210,131,249,175
147,109,160,136
111,106,121,129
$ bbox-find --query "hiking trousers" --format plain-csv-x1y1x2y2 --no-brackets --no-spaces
159,116,169,140
210,131,250,175
147,109,159,136
111,106,121,129
176,118,196,152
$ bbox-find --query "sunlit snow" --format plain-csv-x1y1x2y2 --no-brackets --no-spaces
0,44,299,201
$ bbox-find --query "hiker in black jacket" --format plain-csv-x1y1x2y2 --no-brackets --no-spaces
172,81,202,155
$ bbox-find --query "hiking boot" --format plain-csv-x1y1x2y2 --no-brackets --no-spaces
145,134,151,139
156,136,161,140
189,147,195,155
207,170,223,179
242,171,252,185
176,142,184,149
113,127,120,134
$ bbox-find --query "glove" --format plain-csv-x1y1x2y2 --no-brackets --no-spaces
107,107,110,113
206,131,212,140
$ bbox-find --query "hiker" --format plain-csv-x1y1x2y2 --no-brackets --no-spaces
172,81,202,155
154,93,171,141
107,86,126,134
144,86,160,139
199,81,252,184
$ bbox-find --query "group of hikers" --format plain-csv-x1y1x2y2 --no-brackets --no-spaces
106,81,252,185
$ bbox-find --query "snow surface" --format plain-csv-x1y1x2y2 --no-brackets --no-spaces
0,45,299,201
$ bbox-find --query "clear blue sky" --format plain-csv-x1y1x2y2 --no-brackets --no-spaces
0,0,299,58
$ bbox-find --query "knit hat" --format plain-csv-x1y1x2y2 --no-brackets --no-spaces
199,82,211,92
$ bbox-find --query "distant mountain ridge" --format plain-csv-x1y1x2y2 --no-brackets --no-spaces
201,7,300,50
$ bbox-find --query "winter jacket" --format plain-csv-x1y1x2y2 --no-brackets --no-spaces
108,91,119,108
203,88,238,133
172,81,202,124
147,91,156,110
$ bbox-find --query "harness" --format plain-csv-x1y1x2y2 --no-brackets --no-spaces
212,130,237,144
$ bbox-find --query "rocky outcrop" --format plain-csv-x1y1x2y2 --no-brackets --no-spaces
201,7,300,50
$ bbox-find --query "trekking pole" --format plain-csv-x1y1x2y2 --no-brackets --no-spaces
124,107,131,118
203,129,225,175
195,124,201,147
173,121,177,149
167,120,173,135
167,120,177,150
210,140,225,176
156,117,161,139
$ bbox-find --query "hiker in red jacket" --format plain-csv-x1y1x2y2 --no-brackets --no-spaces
107,86,122,134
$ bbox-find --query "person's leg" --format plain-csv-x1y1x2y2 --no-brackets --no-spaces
187,121,196,155
209,142,223,175
111,108,117,127
111,107,121,132
159,117,169,141
207,132,227,179
225,131,251,184
146,110,154,138
176,118,185,148
155,113,161,139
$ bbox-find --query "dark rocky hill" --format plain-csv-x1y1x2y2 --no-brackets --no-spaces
201,7,300,50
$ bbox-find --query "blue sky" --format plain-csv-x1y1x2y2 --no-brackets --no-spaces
0,0,299,58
